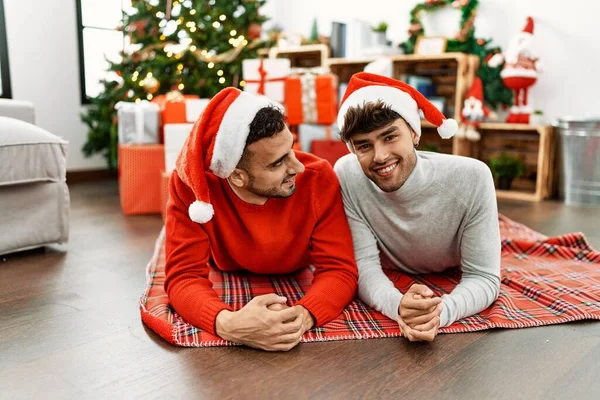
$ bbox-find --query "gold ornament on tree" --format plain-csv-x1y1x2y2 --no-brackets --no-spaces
144,76,160,94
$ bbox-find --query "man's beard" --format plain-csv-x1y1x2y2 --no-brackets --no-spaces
370,150,417,193
246,172,296,198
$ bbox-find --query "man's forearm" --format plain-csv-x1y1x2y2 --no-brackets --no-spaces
358,267,403,321
440,274,500,327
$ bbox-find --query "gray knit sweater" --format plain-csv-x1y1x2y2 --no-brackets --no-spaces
334,151,501,327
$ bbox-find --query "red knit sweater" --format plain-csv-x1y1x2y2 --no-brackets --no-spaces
164,151,358,336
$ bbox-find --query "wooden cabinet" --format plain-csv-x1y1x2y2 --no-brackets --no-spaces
259,44,330,68
475,123,556,202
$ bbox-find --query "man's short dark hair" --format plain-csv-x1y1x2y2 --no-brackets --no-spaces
238,106,287,169
339,100,404,142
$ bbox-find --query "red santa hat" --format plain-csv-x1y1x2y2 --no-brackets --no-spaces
523,16,534,35
337,72,458,139
175,87,274,224
465,77,484,102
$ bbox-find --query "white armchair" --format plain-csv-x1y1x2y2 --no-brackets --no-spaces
0,99,70,255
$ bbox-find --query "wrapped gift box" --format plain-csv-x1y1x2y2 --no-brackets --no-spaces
242,58,290,103
152,93,209,142
299,123,349,166
118,144,165,215
152,93,200,125
164,123,194,172
115,101,161,144
285,73,337,126
298,123,340,153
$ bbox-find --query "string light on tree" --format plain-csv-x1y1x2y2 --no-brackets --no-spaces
219,77,226,84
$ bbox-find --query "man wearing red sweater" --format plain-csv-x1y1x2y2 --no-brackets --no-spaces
165,88,358,351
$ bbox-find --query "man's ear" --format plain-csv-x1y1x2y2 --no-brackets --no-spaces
228,167,248,188
412,130,420,147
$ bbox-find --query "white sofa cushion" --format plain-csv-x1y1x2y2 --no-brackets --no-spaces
0,99,35,124
0,116,68,186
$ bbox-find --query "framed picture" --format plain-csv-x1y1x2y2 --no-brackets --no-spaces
414,36,448,55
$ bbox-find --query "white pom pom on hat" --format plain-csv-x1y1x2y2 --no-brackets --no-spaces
438,118,459,139
188,201,214,224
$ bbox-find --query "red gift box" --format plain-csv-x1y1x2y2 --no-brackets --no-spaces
118,144,165,215
285,73,337,126
310,126,350,167
152,93,200,142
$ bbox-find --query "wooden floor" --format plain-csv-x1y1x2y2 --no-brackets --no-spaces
1,180,600,399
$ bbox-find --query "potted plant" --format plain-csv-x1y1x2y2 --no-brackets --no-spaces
372,21,389,46
489,152,526,190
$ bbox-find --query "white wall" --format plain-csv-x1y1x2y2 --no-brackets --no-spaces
273,0,599,121
2,0,597,171
4,0,105,171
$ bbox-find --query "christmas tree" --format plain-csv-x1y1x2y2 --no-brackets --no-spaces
82,0,267,169
399,0,512,109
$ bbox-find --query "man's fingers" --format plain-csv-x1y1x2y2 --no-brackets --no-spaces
399,323,419,342
404,311,437,327
403,296,441,311
267,303,289,311
413,316,440,332
404,303,443,326
275,328,304,344
407,328,437,342
272,305,303,322
279,315,304,334
253,293,288,306
408,284,434,298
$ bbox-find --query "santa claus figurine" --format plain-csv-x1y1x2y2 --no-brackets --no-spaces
488,17,542,124
457,77,493,141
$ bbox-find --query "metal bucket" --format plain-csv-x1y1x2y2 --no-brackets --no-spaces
553,118,600,206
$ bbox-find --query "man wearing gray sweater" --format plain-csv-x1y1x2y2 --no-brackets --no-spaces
334,72,501,342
